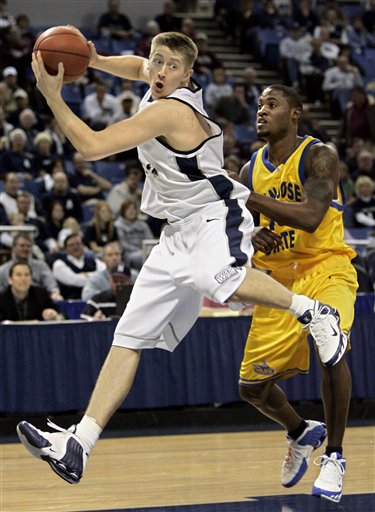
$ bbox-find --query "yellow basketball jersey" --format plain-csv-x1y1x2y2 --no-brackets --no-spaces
247,135,356,271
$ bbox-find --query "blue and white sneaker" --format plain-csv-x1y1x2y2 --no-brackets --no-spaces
312,452,346,503
281,420,327,487
16,419,88,484
298,301,347,367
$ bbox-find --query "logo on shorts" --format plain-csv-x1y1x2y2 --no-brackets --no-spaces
214,266,239,284
253,360,275,376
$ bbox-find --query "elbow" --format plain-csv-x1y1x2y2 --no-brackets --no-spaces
301,217,322,233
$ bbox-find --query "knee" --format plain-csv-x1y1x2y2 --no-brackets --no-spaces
239,382,269,407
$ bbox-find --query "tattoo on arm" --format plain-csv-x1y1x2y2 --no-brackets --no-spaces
303,144,338,207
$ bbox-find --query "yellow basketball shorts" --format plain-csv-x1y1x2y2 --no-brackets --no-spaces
239,254,358,385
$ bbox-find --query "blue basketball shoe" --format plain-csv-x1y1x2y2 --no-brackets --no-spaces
17,419,88,484
298,301,347,367
281,420,327,487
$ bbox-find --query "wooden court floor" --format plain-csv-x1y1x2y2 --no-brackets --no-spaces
1,425,374,512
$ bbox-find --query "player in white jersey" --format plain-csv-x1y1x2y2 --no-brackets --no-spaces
17,32,347,485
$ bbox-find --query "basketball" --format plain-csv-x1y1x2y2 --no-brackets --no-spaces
33,25,90,83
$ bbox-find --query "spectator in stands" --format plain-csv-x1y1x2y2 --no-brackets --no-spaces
322,55,363,116
14,191,49,254
0,262,63,322
340,86,375,149
7,88,29,127
299,37,331,105
224,154,241,175
30,131,57,178
345,137,368,174
83,200,118,256
351,175,375,227
0,233,63,299
80,263,131,321
347,15,375,55
314,26,340,63
214,0,245,44
0,128,33,180
136,20,160,58
44,116,74,158
0,208,45,260
339,160,355,204
107,162,142,217
57,216,84,250
0,201,8,225
81,241,125,301
115,199,153,270
258,0,285,30
0,104,13,143
15,13,35,56
179,17,197,41
239,1,263,54
0,66,22,115
351,149,375,181
279,22,312,89
298,105,331,143
0,172,37,218
113,90,140,122
43,200,66,255
41,171,83,222
314,5,349,46
97,0,134,40
362,0,375,36
292,0,319,35
69,151,111,204
52,233,105,300
154,1,181,33
242,66,261,118
213,83,250,124
193,32,222,84
17,108,40,152
204,66,233,115
82,82,119,131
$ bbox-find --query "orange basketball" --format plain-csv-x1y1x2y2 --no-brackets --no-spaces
33,25,90,83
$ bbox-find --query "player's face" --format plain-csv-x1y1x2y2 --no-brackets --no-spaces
256,89,295,141
148,46,192,99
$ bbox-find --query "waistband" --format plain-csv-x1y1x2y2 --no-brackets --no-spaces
271,253,354,281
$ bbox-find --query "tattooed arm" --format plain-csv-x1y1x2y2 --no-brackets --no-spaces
241,143,339,233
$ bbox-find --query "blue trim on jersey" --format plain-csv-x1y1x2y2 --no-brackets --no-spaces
298,138,320,184
261,145,275,172
224,199,248,266
248,152,258,191
176,156,234,199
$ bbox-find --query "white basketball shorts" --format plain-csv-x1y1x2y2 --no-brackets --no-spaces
113,200,254,351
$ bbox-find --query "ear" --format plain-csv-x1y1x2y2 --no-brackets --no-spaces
181,67,193,86
292,107,302,122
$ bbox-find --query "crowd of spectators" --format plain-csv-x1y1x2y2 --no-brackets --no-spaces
0,0,375,317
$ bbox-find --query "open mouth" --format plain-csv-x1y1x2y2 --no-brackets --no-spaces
155,80,164,92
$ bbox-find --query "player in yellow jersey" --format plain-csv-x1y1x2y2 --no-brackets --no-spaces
237,85,358,503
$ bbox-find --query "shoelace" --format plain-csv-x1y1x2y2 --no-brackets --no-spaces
47,418,76,434
314,455,345,484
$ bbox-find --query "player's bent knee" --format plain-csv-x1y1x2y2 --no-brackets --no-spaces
239,382,270,406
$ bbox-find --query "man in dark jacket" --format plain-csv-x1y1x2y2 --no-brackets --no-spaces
0,262,63,322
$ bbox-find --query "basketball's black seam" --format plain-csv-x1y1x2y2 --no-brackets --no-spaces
33,48,89,60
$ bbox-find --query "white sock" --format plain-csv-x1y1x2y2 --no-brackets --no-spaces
75,415,102,453
289,294,315,318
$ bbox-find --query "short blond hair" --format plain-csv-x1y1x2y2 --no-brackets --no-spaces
150,31,198,68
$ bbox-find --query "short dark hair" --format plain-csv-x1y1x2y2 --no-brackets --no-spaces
9,261,32,277
266,84,303,110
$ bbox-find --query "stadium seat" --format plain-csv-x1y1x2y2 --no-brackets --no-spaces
95,160,125,183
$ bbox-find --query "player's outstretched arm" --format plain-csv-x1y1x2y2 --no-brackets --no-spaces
88,41,149,83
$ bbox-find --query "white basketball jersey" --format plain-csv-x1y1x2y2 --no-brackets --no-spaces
137,81,249,222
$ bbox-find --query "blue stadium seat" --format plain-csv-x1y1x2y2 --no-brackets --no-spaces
95,161,125,183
